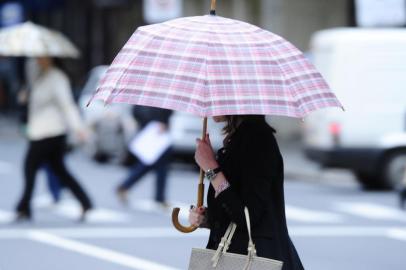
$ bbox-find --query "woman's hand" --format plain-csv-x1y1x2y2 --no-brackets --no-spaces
189,206,206,227
195,134,219,171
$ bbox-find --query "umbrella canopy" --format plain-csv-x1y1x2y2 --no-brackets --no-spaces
0,21,80,58
91,15,342,118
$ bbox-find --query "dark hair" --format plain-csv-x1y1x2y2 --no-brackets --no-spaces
222,115,268,143
52,58,71,79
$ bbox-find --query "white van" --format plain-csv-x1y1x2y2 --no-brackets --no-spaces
304,28,406,189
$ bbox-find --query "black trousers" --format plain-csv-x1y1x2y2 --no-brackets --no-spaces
16,135,92,215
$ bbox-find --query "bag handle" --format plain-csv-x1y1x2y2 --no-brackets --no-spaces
243,207,257,270
211,222,237,267
211,207,257,268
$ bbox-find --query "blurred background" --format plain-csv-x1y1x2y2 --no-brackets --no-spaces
1,0,406,270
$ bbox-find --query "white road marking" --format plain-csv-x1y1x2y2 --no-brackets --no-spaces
53,201,132,223
0,209,14,223
0,160,13,174
0,227,209,239
289,226,388,237
33,197,133,223
1,226,405,240
28,231,180,270
335,202,406,222
286,205,344,223
386,228,406,241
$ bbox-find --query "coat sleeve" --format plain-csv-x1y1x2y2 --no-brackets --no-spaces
52,71,84,133
214,130,279,230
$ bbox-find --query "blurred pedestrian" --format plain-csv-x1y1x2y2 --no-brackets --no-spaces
42,163,64,203
399,165,406,209
15,57,93,222
17,59,65,204
189,115,305,270
116,106,172,207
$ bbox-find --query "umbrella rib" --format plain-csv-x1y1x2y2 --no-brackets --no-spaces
266,40,302,117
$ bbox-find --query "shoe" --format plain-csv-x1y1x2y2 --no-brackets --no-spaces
116,187,129,206
400,188,406,209
79,206,92,222
14,211,31,223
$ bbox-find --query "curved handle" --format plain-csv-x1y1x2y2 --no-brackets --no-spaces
171,208,198,233
172,182,205,233
172,118,207,233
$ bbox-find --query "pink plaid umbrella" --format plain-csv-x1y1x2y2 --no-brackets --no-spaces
90,15,342,118
88,0,343,233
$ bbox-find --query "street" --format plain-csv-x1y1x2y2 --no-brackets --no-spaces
0,127,405,270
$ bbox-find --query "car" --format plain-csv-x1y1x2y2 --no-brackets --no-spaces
79,66,224,164
303,28,406,190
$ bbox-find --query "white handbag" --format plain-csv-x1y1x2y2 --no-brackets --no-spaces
188,207,283,270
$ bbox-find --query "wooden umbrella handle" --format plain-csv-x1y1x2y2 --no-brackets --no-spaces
211,0,216,11
172,117,208,233
210,0,216,15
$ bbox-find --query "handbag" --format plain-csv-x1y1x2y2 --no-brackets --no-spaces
188,207,283,270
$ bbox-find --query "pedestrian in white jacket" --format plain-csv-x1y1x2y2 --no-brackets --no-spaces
15,57,93,221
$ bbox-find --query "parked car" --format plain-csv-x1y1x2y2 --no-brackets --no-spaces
79,66,224,164
303,28,406,190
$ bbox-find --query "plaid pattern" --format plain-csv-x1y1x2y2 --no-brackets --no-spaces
91,15,342,118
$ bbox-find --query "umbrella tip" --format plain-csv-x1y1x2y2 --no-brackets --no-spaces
210,10,216,15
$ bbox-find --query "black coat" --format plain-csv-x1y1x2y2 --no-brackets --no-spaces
206,117,305,270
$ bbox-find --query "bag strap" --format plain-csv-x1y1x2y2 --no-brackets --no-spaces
210,207,257,269
211,222,237,267
243,207,257,270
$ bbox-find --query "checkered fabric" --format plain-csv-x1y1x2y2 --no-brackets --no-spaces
91,15,342,118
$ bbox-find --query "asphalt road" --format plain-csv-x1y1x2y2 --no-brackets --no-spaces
0,133,405,270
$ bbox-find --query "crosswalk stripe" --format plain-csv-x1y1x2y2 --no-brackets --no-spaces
0,226,404,240
32,195,133,223
386,228,406,241
335,202,406,222
3,199,405,225
0,209,14,223
286,205,344,223
28,231,181,270
131,201,347,224
53,200,132,223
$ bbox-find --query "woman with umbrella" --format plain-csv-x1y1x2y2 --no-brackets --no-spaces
89,0,342,267
190,115,305,269
15,56,93,221
0,22,93,221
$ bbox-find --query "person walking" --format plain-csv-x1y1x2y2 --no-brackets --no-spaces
18,59,65,204
116,106,172,207
399,165,406,209
189,115,305,270
15,57,93,222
